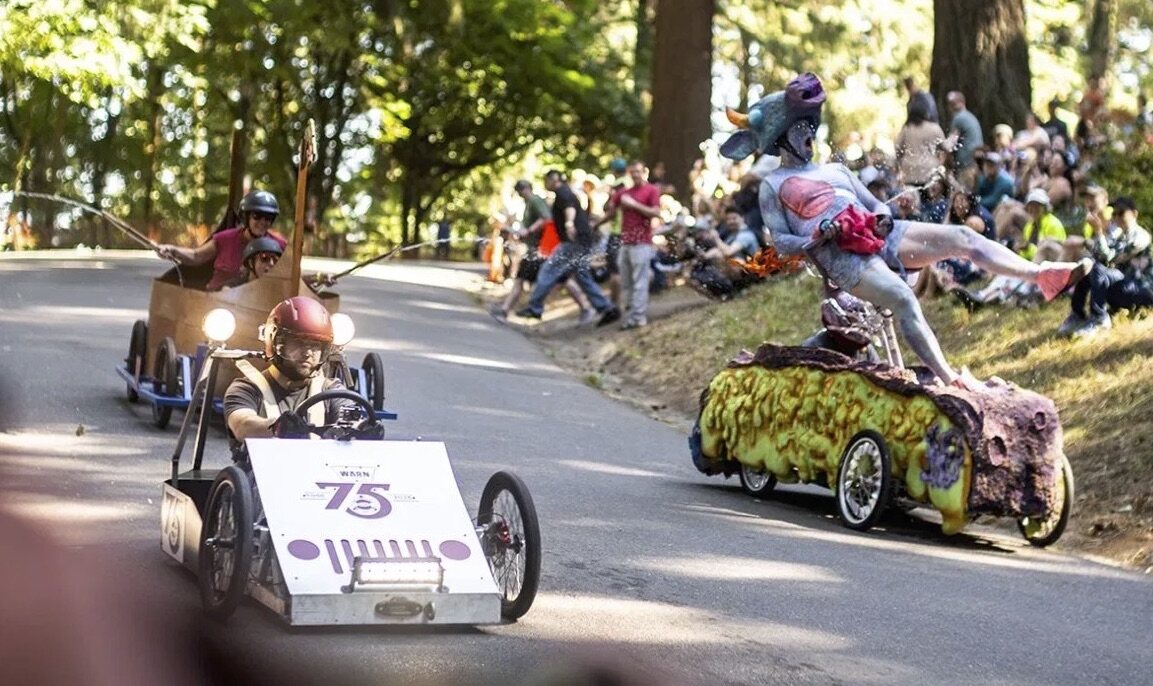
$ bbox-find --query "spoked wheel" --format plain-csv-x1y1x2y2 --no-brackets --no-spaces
1017,455,1074,547
476,471,541,621
198,466,254,621
362,352,385,411
151,337,178,429
835,431,893,531
738,464,777,497
126,320,148,402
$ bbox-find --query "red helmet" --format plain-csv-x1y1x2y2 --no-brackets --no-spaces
263,296,334,358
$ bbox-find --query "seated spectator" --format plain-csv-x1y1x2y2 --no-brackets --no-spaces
699,208,761,263
866,176,892,203
918,174,950,223
1042,151,1076,218
990,124,1018,174
890,188,922,222
976,152,1015,211
1013,113,1051,153
914,189,995,299
1059,196,1153,337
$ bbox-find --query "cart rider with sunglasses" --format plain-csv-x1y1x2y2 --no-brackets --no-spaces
219,235,284,289
157,190,288,291
224,297,375,458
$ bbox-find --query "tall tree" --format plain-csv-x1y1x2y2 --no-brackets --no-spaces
647,0,715,203
931,0,1032,135
1085,0,1117,81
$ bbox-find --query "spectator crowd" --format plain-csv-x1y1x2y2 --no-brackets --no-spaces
487,75,1153,342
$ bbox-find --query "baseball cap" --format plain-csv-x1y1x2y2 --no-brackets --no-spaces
1025,188,1050,207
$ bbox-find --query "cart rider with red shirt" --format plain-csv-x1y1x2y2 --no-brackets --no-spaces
157,190,288,291
224,297,365,458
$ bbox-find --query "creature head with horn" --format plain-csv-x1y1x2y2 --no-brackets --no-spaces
720,73,826,164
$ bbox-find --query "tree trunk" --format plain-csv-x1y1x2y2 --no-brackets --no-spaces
647,0,715,204
1085,0,1116,81
930,0,1031,137
142,65,165,242
633,0,653,99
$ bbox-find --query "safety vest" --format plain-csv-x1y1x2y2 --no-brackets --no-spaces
235,359,326,430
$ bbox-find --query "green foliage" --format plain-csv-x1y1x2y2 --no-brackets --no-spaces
1092,138,1153,215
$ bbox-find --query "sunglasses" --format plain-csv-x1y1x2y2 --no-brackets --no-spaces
255,252,280,264
251,211,277,222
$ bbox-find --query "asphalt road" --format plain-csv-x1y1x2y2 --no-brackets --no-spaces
0,251,1149,686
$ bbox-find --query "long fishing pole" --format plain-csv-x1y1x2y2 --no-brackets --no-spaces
311,236,484,289
6,190,184,284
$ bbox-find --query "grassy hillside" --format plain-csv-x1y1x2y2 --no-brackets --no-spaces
581,273,1153,567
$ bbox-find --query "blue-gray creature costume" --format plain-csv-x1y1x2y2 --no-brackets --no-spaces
721,73,1089,387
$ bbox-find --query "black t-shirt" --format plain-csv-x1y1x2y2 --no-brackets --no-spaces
551,184,594,246
223,373,352,452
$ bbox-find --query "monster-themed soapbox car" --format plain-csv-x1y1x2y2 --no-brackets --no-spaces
117,247,389,428
690,292,1073,548
159,313,541,625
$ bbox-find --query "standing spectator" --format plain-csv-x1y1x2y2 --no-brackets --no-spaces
516,170,620,326
1076,76,1107,149
1136,93,1152,137
1060,196,1153,337
904,76,939,124
435,218,452,260
1042,98,1070,144
976,152,1014,211
895,97,946,187
597,160,661,330
491,180,592,322
944,90,984,190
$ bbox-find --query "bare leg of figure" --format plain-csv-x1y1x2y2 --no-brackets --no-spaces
565,277,592,311
499,279,525,314
850,258,958,384
897,222,1090,300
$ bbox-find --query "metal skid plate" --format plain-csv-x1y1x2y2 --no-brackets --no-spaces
246,439,501,625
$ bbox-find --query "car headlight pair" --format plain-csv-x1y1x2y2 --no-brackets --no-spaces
203,308,356,346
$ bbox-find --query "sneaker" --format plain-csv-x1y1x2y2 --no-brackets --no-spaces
1056,312,1086,338
514,307,542,320
619,320,645,331
578,308,597,327
489,305,508,323
596,307,621,327
1071,314,1112,339
951,288,985,312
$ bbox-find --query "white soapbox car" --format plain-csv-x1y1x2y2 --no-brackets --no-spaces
159,313,540,626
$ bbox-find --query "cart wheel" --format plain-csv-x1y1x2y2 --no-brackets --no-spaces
198,466,254,621
151,337,178,429
738,464,777,497
1017,455,1074,548
835,430,893,531
362,352,385,411
476,471,541,621
126,320,148,402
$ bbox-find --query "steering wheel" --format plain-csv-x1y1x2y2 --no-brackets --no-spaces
291,388,381,439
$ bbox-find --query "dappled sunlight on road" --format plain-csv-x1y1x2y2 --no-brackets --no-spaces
301,257,485,292
0,305,142,324
527,592,850,650
401,299,481,315
633,555,845,583
682,500,1142,582
558,459,676,480
416,351,559,375
0,429,151,458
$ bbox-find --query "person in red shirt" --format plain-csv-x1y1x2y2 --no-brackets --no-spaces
596,160,663,329
157,190,288,291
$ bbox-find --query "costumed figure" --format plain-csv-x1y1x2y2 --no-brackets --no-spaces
720,73,1091,389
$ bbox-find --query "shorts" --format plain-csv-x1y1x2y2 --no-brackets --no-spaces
516,253,545,283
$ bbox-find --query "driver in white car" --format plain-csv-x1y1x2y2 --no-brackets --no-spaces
223,296,355,455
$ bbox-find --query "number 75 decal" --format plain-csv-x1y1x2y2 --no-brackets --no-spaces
316,482,392,519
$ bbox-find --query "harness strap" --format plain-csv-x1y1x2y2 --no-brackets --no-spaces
235,359,327,434
235,359,279,420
